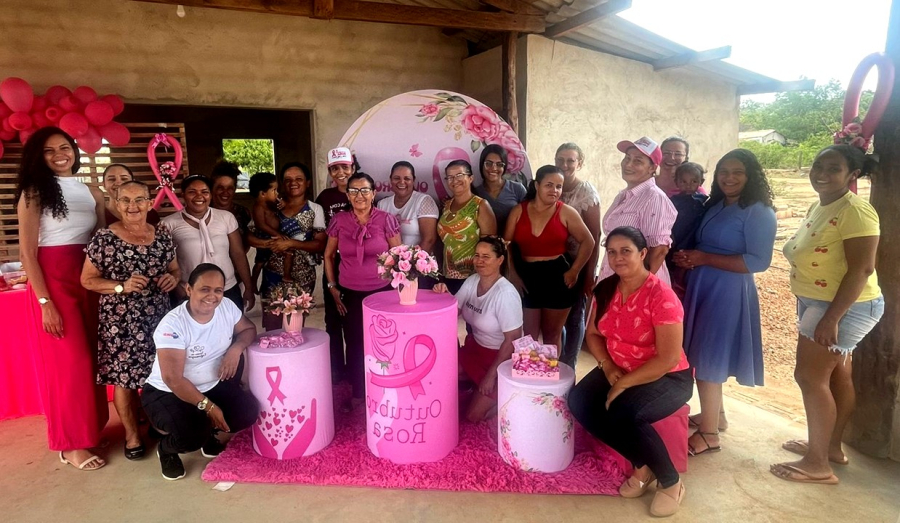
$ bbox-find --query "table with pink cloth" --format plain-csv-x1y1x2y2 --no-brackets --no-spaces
363,290,458,464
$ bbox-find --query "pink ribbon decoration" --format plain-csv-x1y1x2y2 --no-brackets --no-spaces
369,334,437,399
266,366,288,406
431,146,470,202
148,133,184,210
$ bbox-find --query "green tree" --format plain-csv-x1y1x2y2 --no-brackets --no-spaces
222,139,275,175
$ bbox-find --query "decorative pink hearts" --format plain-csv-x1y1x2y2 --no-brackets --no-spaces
261,411,268,419
270,438,278,448
274,417,281,426
289,410,297,419
265,421,272,430
286,425,294,433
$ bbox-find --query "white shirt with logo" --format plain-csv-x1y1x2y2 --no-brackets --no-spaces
455,274,523,350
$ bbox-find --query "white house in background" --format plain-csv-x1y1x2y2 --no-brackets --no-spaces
739,129,787,145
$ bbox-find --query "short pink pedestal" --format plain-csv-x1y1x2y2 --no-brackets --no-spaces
247,328,335,459
497,360,576,473
363,290,458,464
600,404,690,474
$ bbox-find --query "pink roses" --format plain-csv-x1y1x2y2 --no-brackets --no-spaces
369,314,398,362
461,104,501,142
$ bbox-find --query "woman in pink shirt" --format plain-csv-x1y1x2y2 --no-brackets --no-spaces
568,226,692,518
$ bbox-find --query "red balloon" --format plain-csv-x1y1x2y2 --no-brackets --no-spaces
31,110,52,128
72,86,98,105
101,94,125,116
2,117,14,133
0,141,4,161
0,128,15,141
0,77,34,112
19,128,36,144
45,105,63,122
32,95,49,113
84,100,114,126
8,112,32,131
45,85,72,105
59,112,89,138
77,126,103,154
98,121,130,146
59,95,81,113
0,102,11,120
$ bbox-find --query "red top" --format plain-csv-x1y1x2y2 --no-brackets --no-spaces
597,273,689,373
513,201,569,257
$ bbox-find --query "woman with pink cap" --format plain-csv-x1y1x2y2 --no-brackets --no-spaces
600,137,677,286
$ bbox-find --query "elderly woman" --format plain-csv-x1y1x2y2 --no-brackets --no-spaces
101,163,160,225
325,172,401,408
141,264,258,480
258,162,327,331
210,160,252,251
377,161,439,252
161,175,255,311
555,143,602,369
434,236,522,422
772,145,884,485
674,149,776,456
601,137,677,286
473,144,526,234
16,127,108,471
81,180,179,460
568,227,692,517
504,165,594,351
437,160,497,294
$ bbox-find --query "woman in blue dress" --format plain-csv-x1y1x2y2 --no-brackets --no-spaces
672,149,776,456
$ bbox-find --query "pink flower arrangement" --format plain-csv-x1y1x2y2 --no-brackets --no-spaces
834,117,871,151
460,104,501,142
377,244,441,289
264,281,315,317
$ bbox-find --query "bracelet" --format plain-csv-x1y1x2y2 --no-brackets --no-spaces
206,403,216,415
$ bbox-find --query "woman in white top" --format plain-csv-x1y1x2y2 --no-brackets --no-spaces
376,161,439,252
434,236,523,422
15,127,108,471
141,263,258,480
162,175,255,312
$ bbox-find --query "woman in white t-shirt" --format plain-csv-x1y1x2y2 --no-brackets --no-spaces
434,236,523,422
376,161,439,252
161,175,255,312
141,263,258,480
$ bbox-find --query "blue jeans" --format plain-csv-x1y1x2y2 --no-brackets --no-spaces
797,295,884,355
561,286,587,368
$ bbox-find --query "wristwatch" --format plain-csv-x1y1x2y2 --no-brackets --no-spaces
327,282,337,289
197,396,210,411
114,284,124,294
38,297,51,306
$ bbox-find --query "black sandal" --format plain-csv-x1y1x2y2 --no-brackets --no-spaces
124,443,146,460
688,431,721,456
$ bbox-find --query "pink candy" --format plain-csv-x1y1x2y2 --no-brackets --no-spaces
259,332,304,349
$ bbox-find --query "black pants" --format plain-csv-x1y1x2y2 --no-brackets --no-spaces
568,367,693,488
224,284,243,311
141,357,258,455
342,285,391,399
323,255,345,380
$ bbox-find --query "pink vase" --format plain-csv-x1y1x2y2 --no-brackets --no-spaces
398,278,418,305
283,313,304,333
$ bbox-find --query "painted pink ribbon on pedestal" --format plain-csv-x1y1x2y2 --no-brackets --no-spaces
369,334,437,399
266,366,287,406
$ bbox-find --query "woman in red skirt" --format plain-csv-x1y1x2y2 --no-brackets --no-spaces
16,127,109,470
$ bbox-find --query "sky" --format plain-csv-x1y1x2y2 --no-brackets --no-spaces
619,0,894,100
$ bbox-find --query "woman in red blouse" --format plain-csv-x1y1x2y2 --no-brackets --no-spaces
568,226,693,518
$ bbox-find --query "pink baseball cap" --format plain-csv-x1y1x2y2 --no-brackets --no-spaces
617,137,662,166
327,147,353,167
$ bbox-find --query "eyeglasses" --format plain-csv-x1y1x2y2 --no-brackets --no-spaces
116,197,150,206
662,152,687,159
555,158,578,165
444,173,470,181
483,161,505,169
347,188,373,196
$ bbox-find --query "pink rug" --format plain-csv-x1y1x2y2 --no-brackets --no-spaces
202,388,626,495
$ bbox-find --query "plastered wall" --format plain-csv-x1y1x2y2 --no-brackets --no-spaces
0,0,466,189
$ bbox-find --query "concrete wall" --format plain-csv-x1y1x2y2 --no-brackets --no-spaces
0,0,466,189
521,35,740,211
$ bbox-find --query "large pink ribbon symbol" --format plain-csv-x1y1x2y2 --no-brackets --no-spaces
148,133,184,211
369,334,437,399
266,366,287,406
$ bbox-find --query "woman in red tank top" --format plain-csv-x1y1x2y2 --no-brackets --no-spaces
504,165,594,352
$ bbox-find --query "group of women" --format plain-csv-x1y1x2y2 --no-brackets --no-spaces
14,126,885,505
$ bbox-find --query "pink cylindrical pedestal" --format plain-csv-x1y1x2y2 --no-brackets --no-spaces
247,328,334,459
497,360,576,472
363,290,458,464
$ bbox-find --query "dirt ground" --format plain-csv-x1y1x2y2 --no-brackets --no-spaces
724,170,871,424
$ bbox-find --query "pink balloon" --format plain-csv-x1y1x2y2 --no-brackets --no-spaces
31,110,52,128
84,100,114,126
45,105,63,122
73,86,98,105
0,102,11,120
32,95,49,113
0,128,15,141
101,94,125,116
98,121,130,146
45,85,72,105
77,126,103,154
59,112,89,138
2,117,14,133
8,112,32,131
0,77,34,112
19,128,36,144
59,95,81,113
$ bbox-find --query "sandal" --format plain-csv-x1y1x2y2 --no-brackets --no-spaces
124,443,146,461
688,431,721,456
688,413,727,432
59,451,106,471
770,463,839,485
781,440,849,465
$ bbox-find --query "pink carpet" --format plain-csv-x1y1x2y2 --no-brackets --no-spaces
202,387,626,495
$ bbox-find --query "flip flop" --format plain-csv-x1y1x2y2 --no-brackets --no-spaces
688,431,722,456
59,451,106,471
782,440,849,465
124,443,146,461
770,463,839,485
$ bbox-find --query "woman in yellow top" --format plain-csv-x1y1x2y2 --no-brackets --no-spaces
772,145,884,485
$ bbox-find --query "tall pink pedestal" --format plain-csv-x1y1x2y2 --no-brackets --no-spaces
363,290,458,464
247,328,334,459
497,360,576,472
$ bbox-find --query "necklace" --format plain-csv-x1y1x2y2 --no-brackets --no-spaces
122,224,151,244
446,195,474,220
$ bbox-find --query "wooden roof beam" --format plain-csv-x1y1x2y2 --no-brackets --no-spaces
737,79,816,96
480,0,544,16
543,0,631,39
135,0,545,32
652,45,731,71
